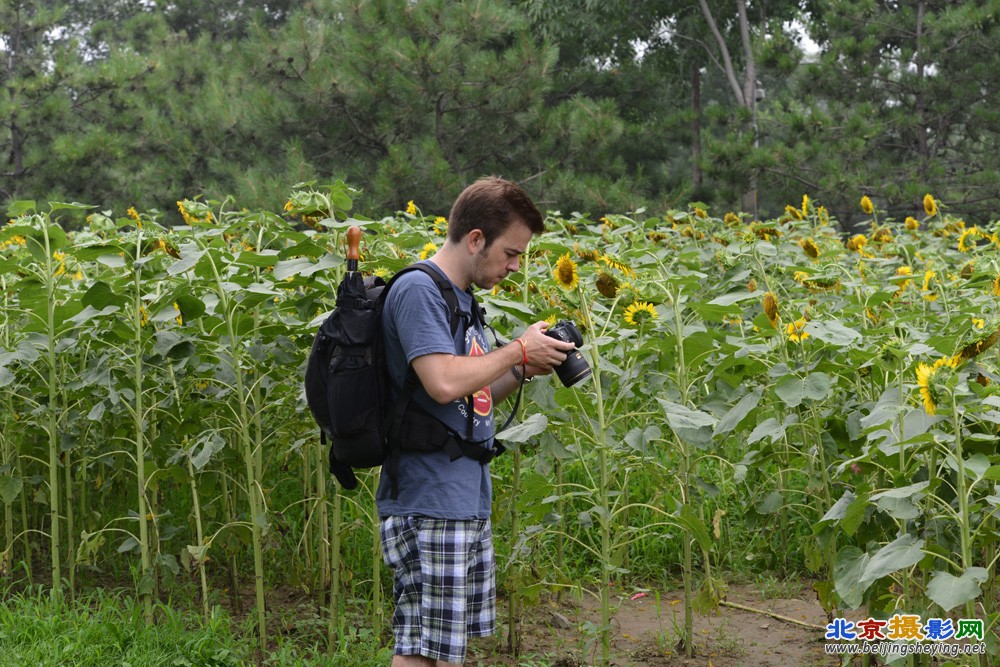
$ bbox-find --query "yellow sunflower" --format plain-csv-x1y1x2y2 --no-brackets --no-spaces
799,238,820,259
801,194,810,216
860,195,874,214
993,275,1000,297
921,270,937,301
905,216,919,230
419,242,437,260
598,253,636,278
406,200,417,216
846,234,868,253
895,266,913,292
762,292,779,328
553,253,579,290
785,204,803,221
785,318,810,343
958,323,1000,361
623,301,658,326
957,226,980,252
915,356,960,414
923,194,937,217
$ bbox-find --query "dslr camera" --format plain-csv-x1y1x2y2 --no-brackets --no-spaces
544,320,592,387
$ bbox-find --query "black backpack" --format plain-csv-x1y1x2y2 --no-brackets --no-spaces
304,263,514,494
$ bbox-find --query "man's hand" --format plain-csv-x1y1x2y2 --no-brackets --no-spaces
519,321,576,377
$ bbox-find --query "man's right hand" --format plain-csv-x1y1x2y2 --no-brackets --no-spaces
520,321,577,375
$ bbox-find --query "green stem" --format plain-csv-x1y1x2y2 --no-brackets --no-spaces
581,293,613,667
508,446,521,657
327,486,342,651
670,288,694,658
131,232,153,622
186,455,210,620
206,244,267,649
951,398,977,628
42,222,62,595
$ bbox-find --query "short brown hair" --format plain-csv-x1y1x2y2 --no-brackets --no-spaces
447,176,544,247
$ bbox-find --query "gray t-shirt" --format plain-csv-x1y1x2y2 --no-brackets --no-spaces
375,261,494,519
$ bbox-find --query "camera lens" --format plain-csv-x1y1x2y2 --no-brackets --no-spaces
544,321,592,387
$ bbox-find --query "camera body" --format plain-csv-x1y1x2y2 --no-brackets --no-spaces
544,320,592,387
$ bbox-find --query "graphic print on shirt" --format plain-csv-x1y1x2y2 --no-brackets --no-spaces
455,326,493,431
467,336,493,416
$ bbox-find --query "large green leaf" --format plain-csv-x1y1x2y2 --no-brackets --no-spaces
714,389,762,436
861,534,925,585
804,320,862,347
498,413,548,444
0,473,23,504
834,545,870,608
657,398,717,431
926,568,988,611
774,372,833,407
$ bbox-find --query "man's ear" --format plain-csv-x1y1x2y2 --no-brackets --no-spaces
466,228,485,253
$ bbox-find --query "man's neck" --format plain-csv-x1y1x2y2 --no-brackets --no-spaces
428,244,471,291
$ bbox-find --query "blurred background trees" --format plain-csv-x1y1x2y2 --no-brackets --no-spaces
3,0,1000,226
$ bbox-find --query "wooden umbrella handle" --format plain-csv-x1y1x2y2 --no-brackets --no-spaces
346,226,362,262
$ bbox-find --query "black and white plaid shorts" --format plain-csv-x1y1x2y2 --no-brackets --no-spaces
380,515,496,663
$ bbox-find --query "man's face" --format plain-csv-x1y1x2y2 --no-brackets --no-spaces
471,220,532,290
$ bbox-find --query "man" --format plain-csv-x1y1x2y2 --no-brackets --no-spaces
377,176,576,666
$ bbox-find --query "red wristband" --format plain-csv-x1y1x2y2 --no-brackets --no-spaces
515,337,528,366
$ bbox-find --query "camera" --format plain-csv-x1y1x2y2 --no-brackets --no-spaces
544,320,592,387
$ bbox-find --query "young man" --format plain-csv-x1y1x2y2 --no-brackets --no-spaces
377,177,576,666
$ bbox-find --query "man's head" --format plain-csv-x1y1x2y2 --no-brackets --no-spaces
447,176,544,248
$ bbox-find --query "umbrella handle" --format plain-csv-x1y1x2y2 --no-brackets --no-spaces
346,226,362,271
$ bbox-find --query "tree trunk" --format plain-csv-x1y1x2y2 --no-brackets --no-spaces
691,62,703,193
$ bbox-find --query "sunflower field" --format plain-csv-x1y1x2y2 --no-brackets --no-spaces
0,183,999,664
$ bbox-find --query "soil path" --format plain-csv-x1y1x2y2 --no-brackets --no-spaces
483,583,847,666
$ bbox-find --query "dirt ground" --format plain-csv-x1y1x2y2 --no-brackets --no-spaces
477,582,845,666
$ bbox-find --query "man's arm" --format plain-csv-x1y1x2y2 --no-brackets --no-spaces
411,321,575,404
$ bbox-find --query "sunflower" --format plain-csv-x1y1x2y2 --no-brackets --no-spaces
553,253,579,290
923,194,937,217
419,242,437,260
599,253,636,278
915,356,960,414
799,238,820,259
724,212,740,226
693,208,708,219
905,216,919,230
860,195,874,214
921,270,937,301
846,234,868,252
595,271,619,298
747,278,758,293
785,204,803,221
958,323,1000,360
957,226,980,252
801,194,810,216
895,265,913,292
574,244,601,262
785,318,810,343
623,301,658,326
872,227,893,243
406,200,417,216
762,292,779,328
993,275,1000,297
433,216,448,236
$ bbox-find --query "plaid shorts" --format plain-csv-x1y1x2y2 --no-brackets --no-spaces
380,515,496,663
